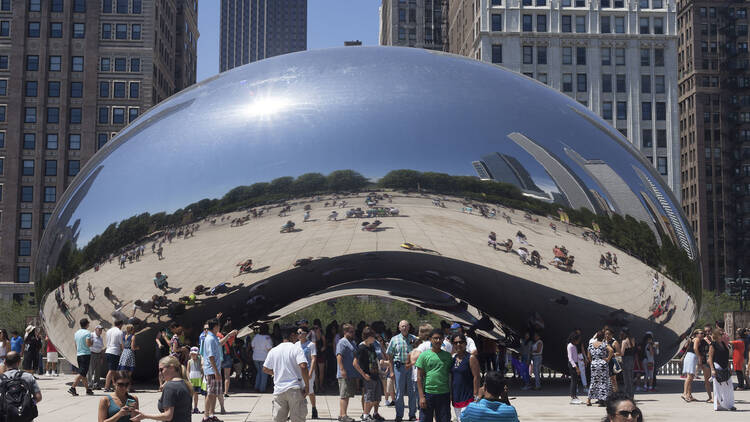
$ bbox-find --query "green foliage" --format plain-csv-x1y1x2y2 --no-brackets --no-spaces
0,301,38,334
697,289,742,328
276,296,443,330
326,169,369,192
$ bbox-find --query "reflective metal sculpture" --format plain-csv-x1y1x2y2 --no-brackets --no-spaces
37,47,700,376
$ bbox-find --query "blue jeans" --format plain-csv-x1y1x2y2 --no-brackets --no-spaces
532,355,542,388
394,362,417,419
419,393,450,422
254,360,268,392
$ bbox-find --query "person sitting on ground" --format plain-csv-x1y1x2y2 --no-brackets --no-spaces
153,272,169,291
498,239,513,253
237,259,253,275
328,211,338,221
517,247,529,264
488,232,497,249
460,371,518,422
515,231,528,245
530,250,541,267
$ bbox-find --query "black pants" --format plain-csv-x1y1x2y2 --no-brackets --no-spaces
737,370,745,389
568,363,578,397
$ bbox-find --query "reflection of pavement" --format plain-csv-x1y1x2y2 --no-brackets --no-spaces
35,374,750,421
42,193,695,364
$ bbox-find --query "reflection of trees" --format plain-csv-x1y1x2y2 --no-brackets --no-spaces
38,168,700,308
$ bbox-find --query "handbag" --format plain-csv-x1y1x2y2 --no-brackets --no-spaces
715,367,731,383
613,356,623,374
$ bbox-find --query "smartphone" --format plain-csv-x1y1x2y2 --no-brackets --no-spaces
125,398,136,412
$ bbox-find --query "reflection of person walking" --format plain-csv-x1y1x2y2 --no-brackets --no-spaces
157,246,164,260
87,282,94,300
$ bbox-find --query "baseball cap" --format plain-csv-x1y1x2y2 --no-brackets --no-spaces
450,323,461,330
95,324,103,329
190,347,199,353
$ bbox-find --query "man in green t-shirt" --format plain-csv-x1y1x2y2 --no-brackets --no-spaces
415,328,452,422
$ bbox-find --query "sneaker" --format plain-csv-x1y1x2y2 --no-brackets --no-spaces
208,417,223,422
385,401,395,407
67,387,78,396
360,415,372,421
86,389,94,396
45,371,51,376
337,417,354,422
408,417,417,421
192,408,201,414
372,414,385,421
570,398,582,405
311,407,318,419
54,372,59,377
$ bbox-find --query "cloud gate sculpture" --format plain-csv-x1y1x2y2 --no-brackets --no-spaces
37,47,699,377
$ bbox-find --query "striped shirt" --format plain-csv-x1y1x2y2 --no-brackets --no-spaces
386,333,417,363
460,399,519,422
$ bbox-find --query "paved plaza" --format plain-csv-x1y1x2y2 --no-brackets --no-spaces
35,373,749,421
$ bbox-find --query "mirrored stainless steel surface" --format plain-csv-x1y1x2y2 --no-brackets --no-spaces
37,47,699,375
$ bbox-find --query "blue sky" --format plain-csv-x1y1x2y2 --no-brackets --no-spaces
197,0,382,82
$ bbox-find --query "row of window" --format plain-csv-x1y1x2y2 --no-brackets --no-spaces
18,212,51,230
598,99,668,121
492,45,665,67
18,159,80,177
99,106,139,124
12,107,82,124
99,81,140,99
0,131,112,151
10,79,141,100
491,0,662,8
27,0,86,13
101,23,141,40
17,186,57,203
102,0,142,14
101,57,141,72
0,21,85,39
19,80,86,98
507,15,665,35
21,55,84,72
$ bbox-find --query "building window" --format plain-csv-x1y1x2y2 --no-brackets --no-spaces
537,46,547,65
24,107,36,123
17,266,30,283
18,240,31,257
114,57,126,71
131,24,141,40
562,73,573,92
655,75,665,93
602,102,613,120
491,45,502,63
47,81,60,97
1,0,10,10
537,73,548,84
563,47,572,64
28,22,42,38
69,108,82,124
25,81,38,97
20,213,32,230
601,48,611,65
132,0,141,13
114,81,126,98
99,81,110,97
49,56,61,71
42,213,51,229
49,22,62,38
640,49,650,66
641,75,651,93
0,56,7,69
22,160,34,176
73,23,85,38
576,16,586,33
44,186,56,203
130,58,140,71
50,0,64,12
639,17,649,34
70,81,83,98
654,48,664,66
492,14,502,31
0,105,5,122
46,134,58,149
653,17,663,34
0,132,4,148
537,15,547,32
397,27,405,41
100,57,111,71
655,102,666,120
616,74,626,92
492,0,502,5
29,0,41,12
0,80,5,96
47,107,59,124
115,23,127,39
116,0,128,13
97,133,108,149
601,16,611,33
617,101,626,120
23,133,35,149
130,82,140,98
615,48,625,65
73,0,86,12
112,107,125,124
21,186,33,202
575,0,585,5
523,46,533,64
68,160,80,176
72,56,84,71
128,107,138,123
98,107,108,123
642,129,653,147
642,102,652,120
639,0,648,7
562,15,572,32
576,47,586,65
44,160,57,176
102,23,111,39
657,157,667,175
66,134,81,151
602,74,612,92
0,21,8,37
102,0,112,13
522,15,533,32
615,16,624,33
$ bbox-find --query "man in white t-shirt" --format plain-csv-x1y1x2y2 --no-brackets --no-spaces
295,325,318,419
263,328,309,422
442,323,477,355
103,320,124,392
251,324,274,393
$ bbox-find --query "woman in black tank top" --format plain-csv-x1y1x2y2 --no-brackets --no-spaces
708,329,735,410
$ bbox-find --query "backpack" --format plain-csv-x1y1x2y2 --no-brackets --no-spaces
0,371,38,422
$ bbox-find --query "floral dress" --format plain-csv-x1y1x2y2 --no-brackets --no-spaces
588,341,612,401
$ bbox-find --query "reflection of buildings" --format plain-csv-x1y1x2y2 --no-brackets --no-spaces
379,0,446,50
472,153,544,196
507,132,597,213
0,1,198,301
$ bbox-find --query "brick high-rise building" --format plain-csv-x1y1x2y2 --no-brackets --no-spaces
219,0,307,72
445,0,680,195
379,0,447,50
677,0,750,290
0,0,198,302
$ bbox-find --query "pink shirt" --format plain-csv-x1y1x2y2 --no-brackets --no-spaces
567,343,579,367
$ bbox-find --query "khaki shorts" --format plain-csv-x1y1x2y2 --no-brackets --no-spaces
338,377,359,399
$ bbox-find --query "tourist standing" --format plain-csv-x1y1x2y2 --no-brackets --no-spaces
201,319,223,421
708,328,736,411
21,327,41,375
252,324,273,393
336,323,360,422
69,318,94,396
131,356,193,421
586,330,613,406
415,329,452,422
263,328,309,422
387,320,418,422
9,331,23,354
619,328,636,399
88,325,106,389
530,333,543,390
118,324,137,379
567,332,582,405
604,328,619,393
731,328,746,390
45,335,58,376
0,329,9,365
458,371,518,422
296,325,318,419
681,329,700,402
699,324,714,401
450,334,480,420
187,347,204,414
97,371,139,422
641,334,655,392
353,327,384,421
104,320,124,392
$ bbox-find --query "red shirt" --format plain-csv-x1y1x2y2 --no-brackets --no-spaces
731,340,745,370
46,340,57,353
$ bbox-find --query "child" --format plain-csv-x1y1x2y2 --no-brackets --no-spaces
187,347,204,414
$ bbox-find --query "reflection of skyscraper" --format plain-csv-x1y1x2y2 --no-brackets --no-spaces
506,132,597,213
473,153,544,194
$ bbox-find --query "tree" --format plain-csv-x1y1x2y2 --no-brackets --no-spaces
327,170,369,192
292,173,327,195
0,300,37,334
268,176,294,195
380,169,422,190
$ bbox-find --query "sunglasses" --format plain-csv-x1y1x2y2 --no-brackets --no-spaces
116,382,130,387
617,409,641,419
453,341,466,345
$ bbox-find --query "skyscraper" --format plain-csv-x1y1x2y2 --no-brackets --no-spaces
0,0,198,302
444,0,680,196
379,0,446,50
220,0,307,72
677,0,750,290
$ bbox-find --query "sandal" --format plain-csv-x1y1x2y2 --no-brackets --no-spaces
705,397,713,403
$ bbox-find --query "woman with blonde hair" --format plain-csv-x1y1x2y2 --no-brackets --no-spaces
118,324,138,379
130,355,192,421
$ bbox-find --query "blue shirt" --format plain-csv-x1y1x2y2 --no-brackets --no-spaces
336,337,360,379
9,336,23,353
74,329,91,356
201,332,222,376
460,399,519,422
